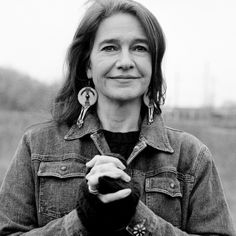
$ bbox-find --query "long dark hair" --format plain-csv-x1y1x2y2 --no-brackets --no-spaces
53,0,166,126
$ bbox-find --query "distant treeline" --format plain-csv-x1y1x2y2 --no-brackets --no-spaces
0,67,61,112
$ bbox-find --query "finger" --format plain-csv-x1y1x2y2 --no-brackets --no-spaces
86,168,131,183
86,155,100,168
86,162,118,176
98,188,131,203
86,155,126,170
88,185,99,195
86,172,100,186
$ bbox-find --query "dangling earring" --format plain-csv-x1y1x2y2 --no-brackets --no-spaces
143,91,155,125
77,84,97,128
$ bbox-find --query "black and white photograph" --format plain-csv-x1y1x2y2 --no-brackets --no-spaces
0,0,236,235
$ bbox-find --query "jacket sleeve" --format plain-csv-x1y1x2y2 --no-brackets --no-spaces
125,146,236,236
0,134,87,236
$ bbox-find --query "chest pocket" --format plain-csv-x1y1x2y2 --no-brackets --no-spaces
37,159,86,223
145,168,182,227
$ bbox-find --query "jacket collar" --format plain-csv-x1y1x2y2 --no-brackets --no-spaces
64,111,173,153
139,114,174,153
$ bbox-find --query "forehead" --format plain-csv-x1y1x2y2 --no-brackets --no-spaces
94,13,147,43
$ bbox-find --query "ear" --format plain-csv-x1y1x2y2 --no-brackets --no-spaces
86,64,92,79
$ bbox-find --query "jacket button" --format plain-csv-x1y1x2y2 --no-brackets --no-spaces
60,166,67,171
132,222,146,236
170,182,175,188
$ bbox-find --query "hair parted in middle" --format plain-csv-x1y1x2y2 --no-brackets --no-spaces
53,0,166,126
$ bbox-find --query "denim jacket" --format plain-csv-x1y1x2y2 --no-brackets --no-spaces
0,112,235,236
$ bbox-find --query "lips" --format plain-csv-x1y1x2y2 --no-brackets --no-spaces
108,75,140,79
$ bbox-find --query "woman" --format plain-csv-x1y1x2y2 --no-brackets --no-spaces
0,0,235,235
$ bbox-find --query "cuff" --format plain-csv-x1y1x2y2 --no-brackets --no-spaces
126,201,158,236
65,209,87,236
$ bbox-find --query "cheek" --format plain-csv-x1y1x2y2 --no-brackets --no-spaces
142,79,151,92
143,65,152,85
90,60,109,80
91,74,106,93
140,58,152,77
141,74,152,93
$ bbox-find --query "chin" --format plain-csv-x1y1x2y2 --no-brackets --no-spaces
109,93,141,102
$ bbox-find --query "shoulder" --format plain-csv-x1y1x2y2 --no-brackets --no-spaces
165,125,213,174
23,120,70,146
166,126,204,151
25,120,58,136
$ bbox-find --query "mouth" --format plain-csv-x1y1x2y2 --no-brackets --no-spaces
108,75,140,80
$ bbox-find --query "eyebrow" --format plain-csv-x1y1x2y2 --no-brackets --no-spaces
98,38,149,47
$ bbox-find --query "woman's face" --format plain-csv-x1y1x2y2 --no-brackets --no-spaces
87,13,152,104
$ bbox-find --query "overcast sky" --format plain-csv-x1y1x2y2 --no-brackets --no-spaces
0,0,236,107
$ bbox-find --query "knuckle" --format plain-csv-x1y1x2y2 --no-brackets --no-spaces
94,155,102,163
93,165,100,172
92,164,103,173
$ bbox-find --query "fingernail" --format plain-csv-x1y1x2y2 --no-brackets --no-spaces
124,188,131,197
125,176,131,182
86,161,91,167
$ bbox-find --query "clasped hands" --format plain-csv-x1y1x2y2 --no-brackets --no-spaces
85,154,132,202
76,153,141,233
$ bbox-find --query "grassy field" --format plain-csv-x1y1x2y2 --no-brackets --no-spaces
0,110,235,227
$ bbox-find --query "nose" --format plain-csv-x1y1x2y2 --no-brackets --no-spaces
116,49,135,70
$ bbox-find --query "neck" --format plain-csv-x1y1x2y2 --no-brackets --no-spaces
96,98,142,132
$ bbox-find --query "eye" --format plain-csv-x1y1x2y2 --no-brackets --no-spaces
101,45,118,52
133,45,149,52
